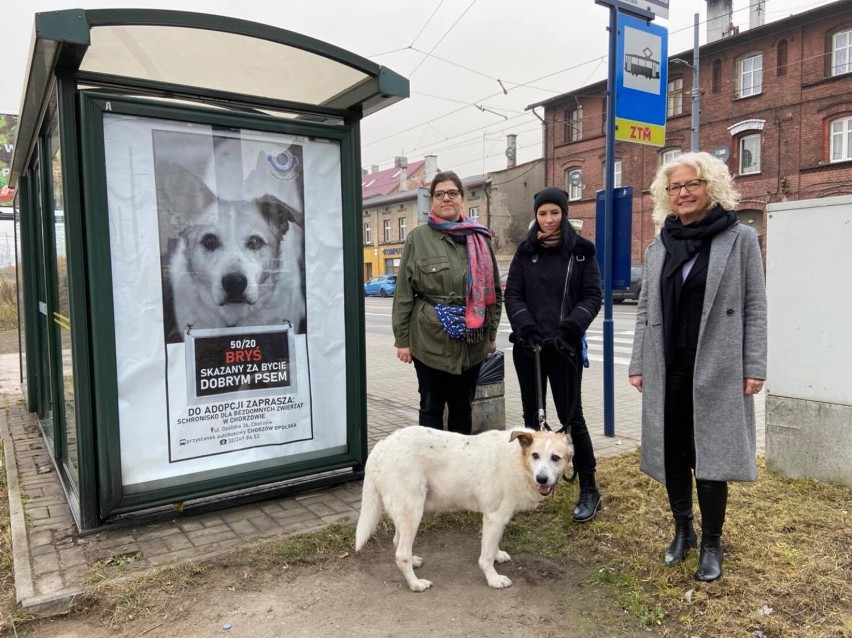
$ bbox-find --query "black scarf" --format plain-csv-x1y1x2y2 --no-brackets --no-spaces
660,205,737,364
660,205,737,279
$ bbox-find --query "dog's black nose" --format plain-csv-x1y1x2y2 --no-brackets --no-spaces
222,273,248,301
536,474,549,485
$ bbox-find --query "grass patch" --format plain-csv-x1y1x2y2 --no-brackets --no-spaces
504,452,852,637
0,452,849,635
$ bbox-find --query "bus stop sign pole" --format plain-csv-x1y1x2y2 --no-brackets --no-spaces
595,0,656,437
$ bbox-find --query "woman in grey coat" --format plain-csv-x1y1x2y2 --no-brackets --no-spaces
628,152,767,582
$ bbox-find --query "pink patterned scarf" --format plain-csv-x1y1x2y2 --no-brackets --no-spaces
427,212,496,330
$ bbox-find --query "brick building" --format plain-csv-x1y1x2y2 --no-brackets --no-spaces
529,0,852,262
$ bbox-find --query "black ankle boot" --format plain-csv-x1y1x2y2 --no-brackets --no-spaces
664,517,698,566
695,535,723,582
572,487,601,522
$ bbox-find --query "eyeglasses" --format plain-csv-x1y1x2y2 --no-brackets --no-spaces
432,189,461,200
665,179,705,195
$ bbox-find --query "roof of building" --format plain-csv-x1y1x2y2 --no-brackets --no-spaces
361,159,426,199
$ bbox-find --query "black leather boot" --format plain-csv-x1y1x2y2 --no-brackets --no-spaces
695,535,723,582
664,516,698,566
572,486,601,522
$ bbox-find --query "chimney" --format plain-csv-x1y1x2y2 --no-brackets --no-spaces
424,155,438,185
750,0,765,29
506,134,517,169
399,164,408,191
371,165,379,174
362,168,368,177
394,156,408,169
705,0,733,43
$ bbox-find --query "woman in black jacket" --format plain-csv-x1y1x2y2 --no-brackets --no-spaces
505,187,603,522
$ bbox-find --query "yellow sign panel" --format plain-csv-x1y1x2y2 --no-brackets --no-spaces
614,117,666,147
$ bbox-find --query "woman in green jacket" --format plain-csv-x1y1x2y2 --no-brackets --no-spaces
392,171,502,434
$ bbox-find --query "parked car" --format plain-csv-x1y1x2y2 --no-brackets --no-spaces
612,264,644,303
364,274,397,297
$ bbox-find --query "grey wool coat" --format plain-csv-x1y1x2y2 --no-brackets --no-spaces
628,222,767,483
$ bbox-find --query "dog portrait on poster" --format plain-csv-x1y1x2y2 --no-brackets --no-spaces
154,132,307,343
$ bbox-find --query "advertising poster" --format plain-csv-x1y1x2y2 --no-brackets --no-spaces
103,111,348,489
152,128,311,461
0,114,17,205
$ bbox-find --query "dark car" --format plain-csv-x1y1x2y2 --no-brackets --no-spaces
612,264,644,303
364,274,397,297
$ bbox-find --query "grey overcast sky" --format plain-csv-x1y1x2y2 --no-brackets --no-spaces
0,0,832,176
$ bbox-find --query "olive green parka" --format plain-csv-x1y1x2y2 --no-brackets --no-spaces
392,225,502,374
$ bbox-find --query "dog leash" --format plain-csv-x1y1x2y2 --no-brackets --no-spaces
533,342,578,483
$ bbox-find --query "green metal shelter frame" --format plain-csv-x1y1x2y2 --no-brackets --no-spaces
9,9,408,531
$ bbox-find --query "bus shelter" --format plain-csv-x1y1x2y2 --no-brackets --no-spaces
8,9,408,531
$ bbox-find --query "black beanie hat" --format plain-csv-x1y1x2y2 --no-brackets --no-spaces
533,186,569,216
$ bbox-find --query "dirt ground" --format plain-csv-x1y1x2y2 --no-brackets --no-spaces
16,531,662,638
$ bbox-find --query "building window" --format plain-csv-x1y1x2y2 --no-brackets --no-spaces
777,39,788,77
667,77,683,116
398,217,406,241
736,54,763,98
383,219,390,242
364,222,372,245
566,169,583,201
602,161,622,188
564,107,583,143
830,116,852,162
712,59,722,93
739,134,761,174
661,148,681,165
468,206,479,221
833,29,852,76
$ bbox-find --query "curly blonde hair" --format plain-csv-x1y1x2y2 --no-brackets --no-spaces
649,152,740,225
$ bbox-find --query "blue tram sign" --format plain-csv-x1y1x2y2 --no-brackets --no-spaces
615,12,668,146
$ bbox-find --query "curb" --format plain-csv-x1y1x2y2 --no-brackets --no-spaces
1,405,82,615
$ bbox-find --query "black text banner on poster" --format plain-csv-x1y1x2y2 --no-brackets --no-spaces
189,329,291,401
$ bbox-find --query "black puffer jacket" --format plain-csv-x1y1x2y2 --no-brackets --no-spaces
504,234,602,342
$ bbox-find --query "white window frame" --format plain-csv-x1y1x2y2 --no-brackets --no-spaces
566,169,583,201
468,206,479,221
833,29,852,76
667,77,683,117
739,134,761,175
737,54,763,98
830,116,852,162
398,217,406,241
383,219,391,242
364,222,372,245
602,161,622,188
661,148,681,165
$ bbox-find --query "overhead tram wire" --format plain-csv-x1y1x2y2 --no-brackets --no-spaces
364,3,803,170
408,0,478,77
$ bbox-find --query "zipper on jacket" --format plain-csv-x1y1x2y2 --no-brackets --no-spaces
559,255,575,322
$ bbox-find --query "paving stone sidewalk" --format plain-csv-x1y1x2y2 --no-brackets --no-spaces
0,330,765,615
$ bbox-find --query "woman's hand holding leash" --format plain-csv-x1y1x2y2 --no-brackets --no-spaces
397,347,412,364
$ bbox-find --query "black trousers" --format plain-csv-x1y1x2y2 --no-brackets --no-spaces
512,343,596,481
664,348,727,536
413,358,483,435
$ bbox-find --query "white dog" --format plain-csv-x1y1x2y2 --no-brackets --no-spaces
355,426,574,591
158,161,306,338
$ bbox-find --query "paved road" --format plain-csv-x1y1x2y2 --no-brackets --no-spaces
363,296,639,366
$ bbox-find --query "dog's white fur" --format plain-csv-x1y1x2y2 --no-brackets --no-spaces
355,426,574,591
158,161,306,337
